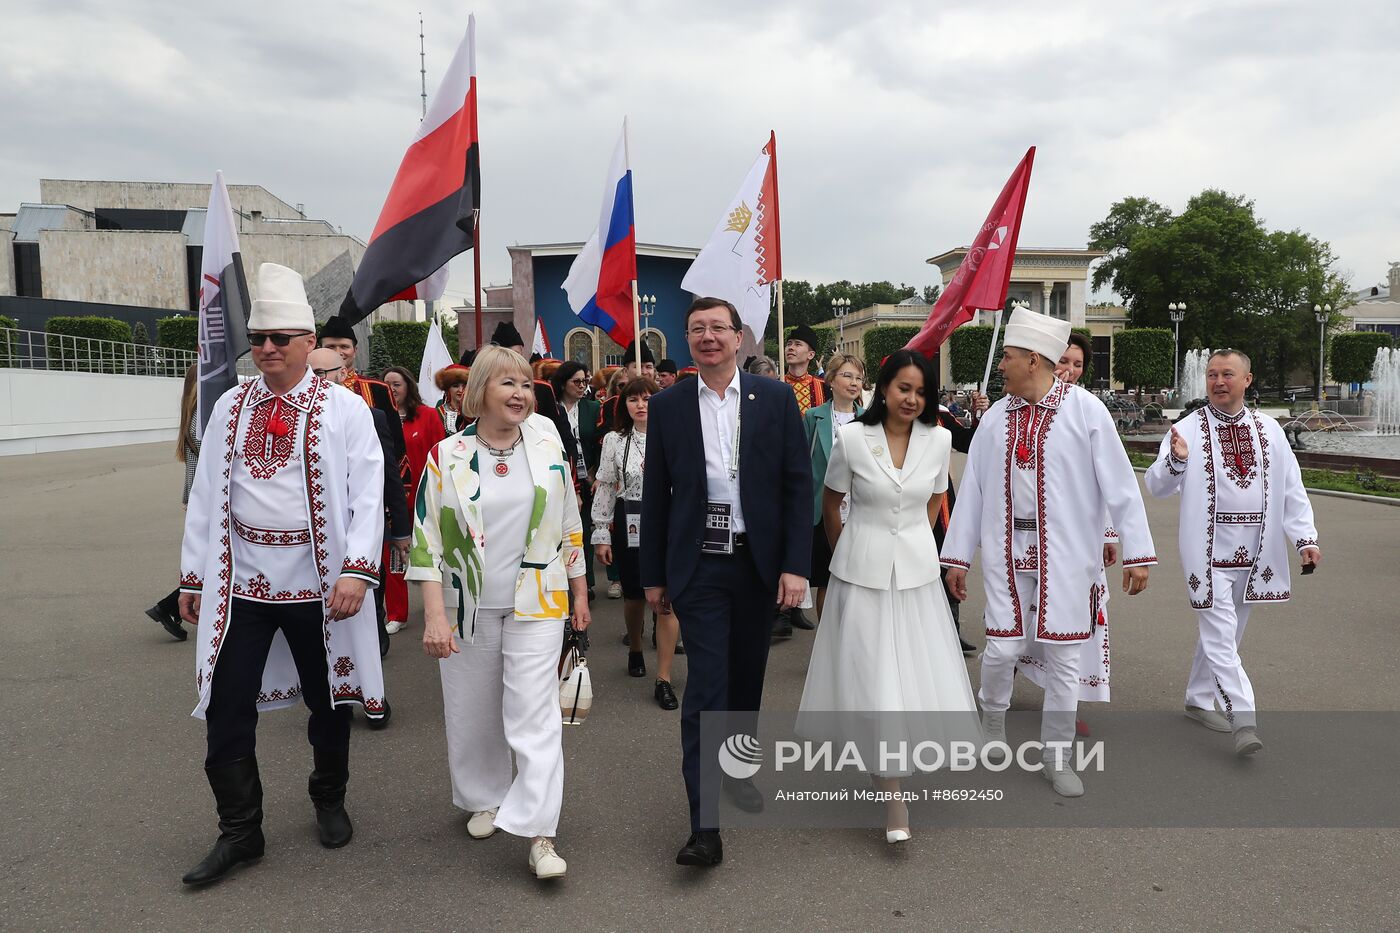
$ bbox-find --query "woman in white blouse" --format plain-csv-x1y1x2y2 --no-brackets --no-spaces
591,377,680,710
798,350,980,845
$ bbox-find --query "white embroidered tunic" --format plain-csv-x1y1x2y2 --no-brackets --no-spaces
229,384,321,602
1145,405,1319,609
940,379,1157,643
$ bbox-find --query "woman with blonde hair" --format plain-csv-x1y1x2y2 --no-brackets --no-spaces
146,363,200,640
409,345,589,880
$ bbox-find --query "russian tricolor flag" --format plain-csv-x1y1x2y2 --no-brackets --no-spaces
339,15,481,324
562,122,637,348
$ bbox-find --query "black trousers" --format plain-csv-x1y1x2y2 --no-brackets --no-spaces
671,544,773,831
155,588,180,617
204,598,350,766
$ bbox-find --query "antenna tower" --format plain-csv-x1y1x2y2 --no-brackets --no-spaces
419,12,427,119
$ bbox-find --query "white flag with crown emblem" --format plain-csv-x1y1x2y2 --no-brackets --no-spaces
681,147,777,341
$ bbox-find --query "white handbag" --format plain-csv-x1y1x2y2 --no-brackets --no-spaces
559,626,592,725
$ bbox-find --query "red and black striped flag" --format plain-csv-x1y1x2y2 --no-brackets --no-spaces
340,15,480,325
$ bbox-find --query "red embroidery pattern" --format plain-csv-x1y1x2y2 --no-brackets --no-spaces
333,656,355,677
1212,545,1253,568
1014,544,1039,572
1217,511,1263,524
1121,556,1156,566
994,412,1026,638
257,686,302,704
1011,406,1049,470
1244,418,1288,603
180,571,203,589
233,573,320,603
1296,537,1318,551
233,517,312,547
1194,409,1216,610
1215,421,1257,489
1189,573,1201,592
342,556,381,579
242,397,301,480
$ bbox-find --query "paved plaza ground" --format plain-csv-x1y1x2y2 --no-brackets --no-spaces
2,443,1398,931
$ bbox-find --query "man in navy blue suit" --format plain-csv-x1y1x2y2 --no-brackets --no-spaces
641,297,812,867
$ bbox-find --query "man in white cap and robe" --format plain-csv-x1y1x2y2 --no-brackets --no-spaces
177,263,386,884
941,306,1156,797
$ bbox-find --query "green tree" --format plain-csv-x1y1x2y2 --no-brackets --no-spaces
1112,328,1174,401
1087,189,1350,392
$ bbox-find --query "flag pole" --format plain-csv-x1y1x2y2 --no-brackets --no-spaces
981,306,1005,393
624,116,641,357
775,280,785,354
473,212,483,351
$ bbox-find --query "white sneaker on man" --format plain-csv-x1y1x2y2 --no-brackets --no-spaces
529,837,567,879
467,808,498,839
607,582,622,599
384,620,404,635
1234,728,1264,757
1041,759,1084,797
981,711,1008,765
1184,705,1231,733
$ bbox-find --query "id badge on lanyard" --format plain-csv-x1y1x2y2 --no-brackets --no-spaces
702,501,734,554
574,450,588,483
624,499,642,548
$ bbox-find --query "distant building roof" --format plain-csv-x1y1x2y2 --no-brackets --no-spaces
11,204,90,242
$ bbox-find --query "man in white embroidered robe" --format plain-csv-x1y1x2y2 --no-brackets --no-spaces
1145,349,1320,757
942,307,1156,798
177,263,385,885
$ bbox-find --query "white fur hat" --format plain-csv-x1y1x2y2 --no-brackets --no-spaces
247,263,314,332
1002,306,1071,363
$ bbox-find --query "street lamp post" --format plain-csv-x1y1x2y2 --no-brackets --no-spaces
832,297,851,348
1168,301,1186,394
1314,303,1331,402
639,293,657,357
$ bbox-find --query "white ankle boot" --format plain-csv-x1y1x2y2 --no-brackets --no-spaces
1041,758,1084,797
529,837,567,879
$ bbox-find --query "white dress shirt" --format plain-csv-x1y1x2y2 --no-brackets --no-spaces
698,367,746,533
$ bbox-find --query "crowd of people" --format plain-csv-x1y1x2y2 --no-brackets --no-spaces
159,264,1322,885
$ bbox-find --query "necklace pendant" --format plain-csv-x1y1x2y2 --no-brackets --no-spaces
494,460,510,477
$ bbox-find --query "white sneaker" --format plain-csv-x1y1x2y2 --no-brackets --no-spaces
607,582,623,599
467,808,498,839
384,620,404,635
1185,705,1231,733
529,837,567,879
1234,728,1264,757
1041,760,1084,797
981,711,1008,765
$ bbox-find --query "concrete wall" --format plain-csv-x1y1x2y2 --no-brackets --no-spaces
0,221,13,297
240,232,367,293
40,180,302,219
40,229,188,309
0,369,183,456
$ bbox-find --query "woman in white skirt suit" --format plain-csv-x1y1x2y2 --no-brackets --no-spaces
798,350,980,844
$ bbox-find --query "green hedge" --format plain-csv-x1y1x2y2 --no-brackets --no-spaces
370,320,431,372
46,316,134,373
157,316,199,351
0,315,16,367
861,325,921,379
1330,330,1395,385
1112,328,1174,395
947,324,1008,396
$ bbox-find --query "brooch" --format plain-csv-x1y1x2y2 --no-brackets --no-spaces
872,445,884,457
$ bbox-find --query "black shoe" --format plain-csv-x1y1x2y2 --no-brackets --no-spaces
365,699,391,731
654,679,678,710
789,607,815,631
771,613,793,640
379,626,390,658
181,757,265,885
722,776,765,813
959,638,976,654
676,830,723,866
674,640,685,656
587,588,596,602
146,605,187,641
308,747,354,848
628,651,646,678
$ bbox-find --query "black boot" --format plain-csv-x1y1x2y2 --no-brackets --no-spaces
181,757,265,885
308,747,353,848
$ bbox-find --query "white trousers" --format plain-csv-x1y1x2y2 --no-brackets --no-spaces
1183,568,1256,730
438,607,564,838
979,573,1081,765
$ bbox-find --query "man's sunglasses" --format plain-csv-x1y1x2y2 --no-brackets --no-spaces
248,331,311,347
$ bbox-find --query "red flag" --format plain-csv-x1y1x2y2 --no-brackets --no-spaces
758,131,782,284
340,16,480,324
905,146,1035,356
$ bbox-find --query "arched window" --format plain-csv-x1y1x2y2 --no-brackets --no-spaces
600,332,626,366
641,328,665,362
564,327,595,367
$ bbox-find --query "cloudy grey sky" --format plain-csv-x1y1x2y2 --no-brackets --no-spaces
3,0,1398,306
